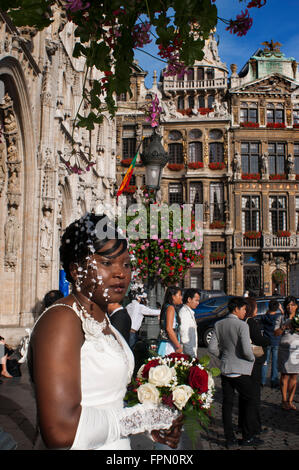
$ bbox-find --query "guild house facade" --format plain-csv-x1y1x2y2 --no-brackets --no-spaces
116,36,299,298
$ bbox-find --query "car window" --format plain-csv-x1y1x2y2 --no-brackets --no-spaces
257,301,268,315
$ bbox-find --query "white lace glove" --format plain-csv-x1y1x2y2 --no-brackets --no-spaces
70,404,178,450
119,403,179,437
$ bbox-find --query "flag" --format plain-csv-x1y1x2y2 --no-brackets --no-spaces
116,139,143,199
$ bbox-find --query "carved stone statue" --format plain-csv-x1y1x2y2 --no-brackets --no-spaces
161,99,182,120
286,153,294,176
5,205,20,256
260,153,269,178
232,152,241,178
40,208,53,259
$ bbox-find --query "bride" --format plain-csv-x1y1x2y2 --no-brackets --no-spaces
28,213,182,450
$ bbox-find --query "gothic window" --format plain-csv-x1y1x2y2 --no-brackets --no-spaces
269,196,287,232
267,103,284,124
169,183,183,204
168,143,183,164
241,142,260,174
210,183,224,222
209,142,224,163
268,142,286,175
189,182,203,204
189,142,203,162
242,196,260,232
240,102,258,123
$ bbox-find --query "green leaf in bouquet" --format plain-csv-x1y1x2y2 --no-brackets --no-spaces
210,367,220,377
182,408,204,450
198,355,211,368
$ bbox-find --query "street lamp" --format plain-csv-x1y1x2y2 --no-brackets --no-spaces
140,129,169,193
140,129,169,310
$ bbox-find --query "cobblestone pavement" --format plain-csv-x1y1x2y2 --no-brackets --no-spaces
0,346,298,451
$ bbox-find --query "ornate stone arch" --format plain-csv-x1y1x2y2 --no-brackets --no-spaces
0,56,38,326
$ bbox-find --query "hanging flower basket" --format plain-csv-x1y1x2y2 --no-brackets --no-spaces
269,174,286,180
266,122,286,129
167,163,184,171
123,185,137,194
276,230,291,237
210,252,226,262
241,173,261,180
240,122,259,128
188,162,204,169
209,162,225,170
244,231,261,239
121,158,133,167
272,270,286,284
209,220,225,229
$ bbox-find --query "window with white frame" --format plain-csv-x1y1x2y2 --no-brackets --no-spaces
189,182,203,204
241,142,260,174
240,102,258,123
269,195,287,233
169,183,183,204
189,142,203,162
268,142,286,175
242,196,260,232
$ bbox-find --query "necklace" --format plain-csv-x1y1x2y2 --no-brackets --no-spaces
72,293,107,326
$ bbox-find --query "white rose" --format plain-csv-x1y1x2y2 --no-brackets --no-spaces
172,385,193,410
137,383,161,405
148,365,176,387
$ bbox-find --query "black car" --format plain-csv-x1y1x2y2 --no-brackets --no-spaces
197,295,298,347
197,304,229,347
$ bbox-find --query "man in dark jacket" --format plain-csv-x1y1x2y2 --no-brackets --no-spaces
107,303,131,345
261,300,283,388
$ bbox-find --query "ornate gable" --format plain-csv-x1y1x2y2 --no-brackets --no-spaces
233,74,299,95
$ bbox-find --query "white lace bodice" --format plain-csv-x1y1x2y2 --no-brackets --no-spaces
31,301,177,450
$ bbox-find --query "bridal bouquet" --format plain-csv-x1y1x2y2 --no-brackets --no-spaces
125,352,219,445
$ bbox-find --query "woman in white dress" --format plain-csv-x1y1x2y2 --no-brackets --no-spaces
28,213,182,450
157,287,183,357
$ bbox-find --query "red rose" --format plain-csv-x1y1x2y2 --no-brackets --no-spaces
142,359,160,378
188,366,209,393
162,393,175,408
166,352,191,361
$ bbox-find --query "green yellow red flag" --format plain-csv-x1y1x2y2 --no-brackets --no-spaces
116,139,143,199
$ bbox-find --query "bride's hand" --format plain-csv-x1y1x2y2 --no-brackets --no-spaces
151,415,184,448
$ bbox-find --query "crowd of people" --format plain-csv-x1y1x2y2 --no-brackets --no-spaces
1,212,299,451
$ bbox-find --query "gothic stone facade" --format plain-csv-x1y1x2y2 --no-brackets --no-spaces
0,11,116,344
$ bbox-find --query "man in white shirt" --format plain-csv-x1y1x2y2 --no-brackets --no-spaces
126,295,160,349
178,289,200,357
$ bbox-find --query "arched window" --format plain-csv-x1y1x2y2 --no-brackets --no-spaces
188,95,195,109
177,95,184,110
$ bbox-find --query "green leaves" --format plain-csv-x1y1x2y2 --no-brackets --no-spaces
4,0,53,29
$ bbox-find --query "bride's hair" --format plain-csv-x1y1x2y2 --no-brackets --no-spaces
60,213,127,282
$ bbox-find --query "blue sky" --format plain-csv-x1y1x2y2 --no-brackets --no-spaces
134,0,299,88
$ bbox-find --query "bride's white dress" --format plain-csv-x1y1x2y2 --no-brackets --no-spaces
30,302,177,450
